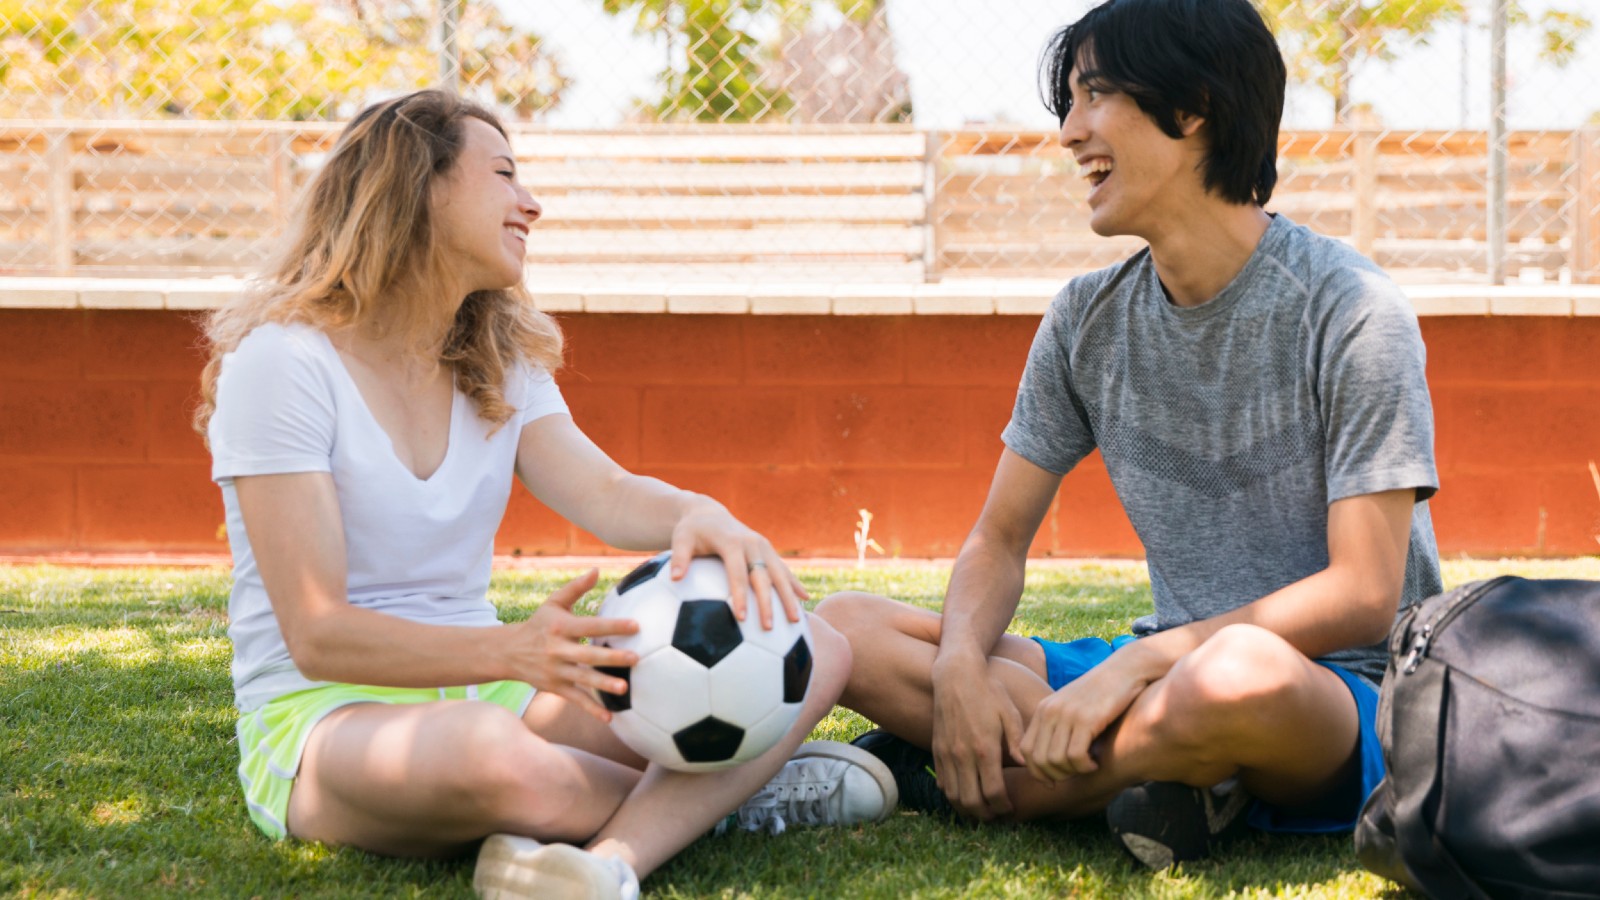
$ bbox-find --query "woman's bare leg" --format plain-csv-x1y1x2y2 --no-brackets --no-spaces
287,700,641,858
289,617,860,881
581,617,855,878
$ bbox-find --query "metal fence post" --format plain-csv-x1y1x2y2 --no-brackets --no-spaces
1487,0,1508,285
439,0,463,91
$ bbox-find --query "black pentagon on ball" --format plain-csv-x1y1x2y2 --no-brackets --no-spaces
615,552,671,596
782,636,813,703
596,666,632,712
673,716,746,763
672,600,743,668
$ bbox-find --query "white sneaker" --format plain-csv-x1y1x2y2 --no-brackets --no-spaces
473,834,640,900
724,740,899,835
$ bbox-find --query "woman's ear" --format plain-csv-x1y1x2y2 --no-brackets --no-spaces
1176,109,1206,138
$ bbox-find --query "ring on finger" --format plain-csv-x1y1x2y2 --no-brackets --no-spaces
748,559,768,572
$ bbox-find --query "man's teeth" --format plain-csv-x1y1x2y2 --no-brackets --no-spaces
1080,159,1113,186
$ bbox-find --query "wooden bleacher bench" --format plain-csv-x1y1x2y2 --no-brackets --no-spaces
0,122,1597,311
511,130,928,285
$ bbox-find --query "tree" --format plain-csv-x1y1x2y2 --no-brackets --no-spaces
1260,0,1591,123
340,1,572,120
0,0,568,120
599,0,803,122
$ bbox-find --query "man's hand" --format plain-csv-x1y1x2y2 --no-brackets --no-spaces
930,652,1026,820
1020,652,1151,783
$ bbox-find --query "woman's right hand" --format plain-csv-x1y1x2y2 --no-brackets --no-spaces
506,569,640,722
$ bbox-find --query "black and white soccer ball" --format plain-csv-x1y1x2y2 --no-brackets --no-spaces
594,553,814,773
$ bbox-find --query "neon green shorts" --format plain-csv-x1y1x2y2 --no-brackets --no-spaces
235,680,536,840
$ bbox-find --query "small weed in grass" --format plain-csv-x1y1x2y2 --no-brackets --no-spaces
4,559,1592,897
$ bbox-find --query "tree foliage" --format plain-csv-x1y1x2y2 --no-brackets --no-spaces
1260,0,1591,123
0,0,568,120
599,0,802,122
597,0,904,123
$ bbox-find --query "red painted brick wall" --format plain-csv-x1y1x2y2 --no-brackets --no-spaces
2,309,1597,558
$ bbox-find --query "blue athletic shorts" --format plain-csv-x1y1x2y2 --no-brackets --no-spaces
1029,634,1383,834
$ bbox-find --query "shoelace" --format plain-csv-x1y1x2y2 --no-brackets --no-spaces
731,786,788,835
721,765,844,836
764,772,839,828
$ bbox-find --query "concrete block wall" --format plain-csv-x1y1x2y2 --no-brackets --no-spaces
1,309,1597,558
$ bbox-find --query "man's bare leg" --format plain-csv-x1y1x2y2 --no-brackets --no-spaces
816,592,1363,821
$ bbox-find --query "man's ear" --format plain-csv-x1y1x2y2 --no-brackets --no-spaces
1175,109,1206,138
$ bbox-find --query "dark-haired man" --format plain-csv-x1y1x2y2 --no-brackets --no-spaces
815,0,1441,868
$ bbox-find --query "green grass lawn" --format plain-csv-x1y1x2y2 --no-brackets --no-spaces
4,557,1595,898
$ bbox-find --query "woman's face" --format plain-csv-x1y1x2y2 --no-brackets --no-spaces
431,116,541,294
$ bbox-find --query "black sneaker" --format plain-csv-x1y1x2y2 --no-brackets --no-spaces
849,728,956,818
1105,779,1252,869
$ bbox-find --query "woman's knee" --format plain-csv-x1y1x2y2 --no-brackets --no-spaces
801,615,852,712
445,704,594,836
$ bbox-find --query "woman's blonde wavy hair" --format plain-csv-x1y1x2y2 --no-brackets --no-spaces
195,89,563,436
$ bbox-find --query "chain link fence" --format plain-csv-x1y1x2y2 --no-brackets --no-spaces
2,0,1596,284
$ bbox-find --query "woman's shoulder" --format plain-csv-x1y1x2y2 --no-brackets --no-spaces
226,321,335,374
234,320,327,357
216,322,339,403
500,356,567,425
501,355,554,395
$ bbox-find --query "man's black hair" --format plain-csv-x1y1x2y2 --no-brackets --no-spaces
1040,0,1286,206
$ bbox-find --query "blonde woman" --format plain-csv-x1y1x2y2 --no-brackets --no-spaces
198,90,895,899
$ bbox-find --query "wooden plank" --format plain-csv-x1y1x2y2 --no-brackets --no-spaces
540,194,925,224
272,132,294,229
524,226,923,260
77,156,271,180
924,129,943,279
69,192,274,213
524,261,925,283
1353,130,1376,257
510,131,926,161
46,130,72,276
71,236,272,270
520,162,924,193
72,209,279,238
1575,128,1600,284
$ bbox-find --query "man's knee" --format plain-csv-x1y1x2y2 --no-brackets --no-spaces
813,590,888,641
1154,624,1308,748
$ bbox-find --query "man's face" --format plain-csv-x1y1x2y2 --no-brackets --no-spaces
1057,57,1205,239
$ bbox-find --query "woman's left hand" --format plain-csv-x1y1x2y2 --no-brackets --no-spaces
668,502,808,630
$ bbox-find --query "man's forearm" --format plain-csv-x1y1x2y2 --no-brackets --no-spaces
936,530,1028,665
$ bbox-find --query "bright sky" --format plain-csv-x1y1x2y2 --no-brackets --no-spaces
498,0,1600,131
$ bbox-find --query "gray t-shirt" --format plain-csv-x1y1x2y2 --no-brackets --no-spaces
1002,215,1441,685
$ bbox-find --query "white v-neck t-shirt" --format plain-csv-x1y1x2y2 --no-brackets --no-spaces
209,322,568,712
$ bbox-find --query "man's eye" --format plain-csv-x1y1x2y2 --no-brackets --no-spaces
497,170,516,178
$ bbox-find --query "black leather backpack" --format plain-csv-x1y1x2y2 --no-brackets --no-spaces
1355,576,1600,899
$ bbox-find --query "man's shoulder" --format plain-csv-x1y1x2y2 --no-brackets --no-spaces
1049,249,1152,319
1262,217,1410,315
